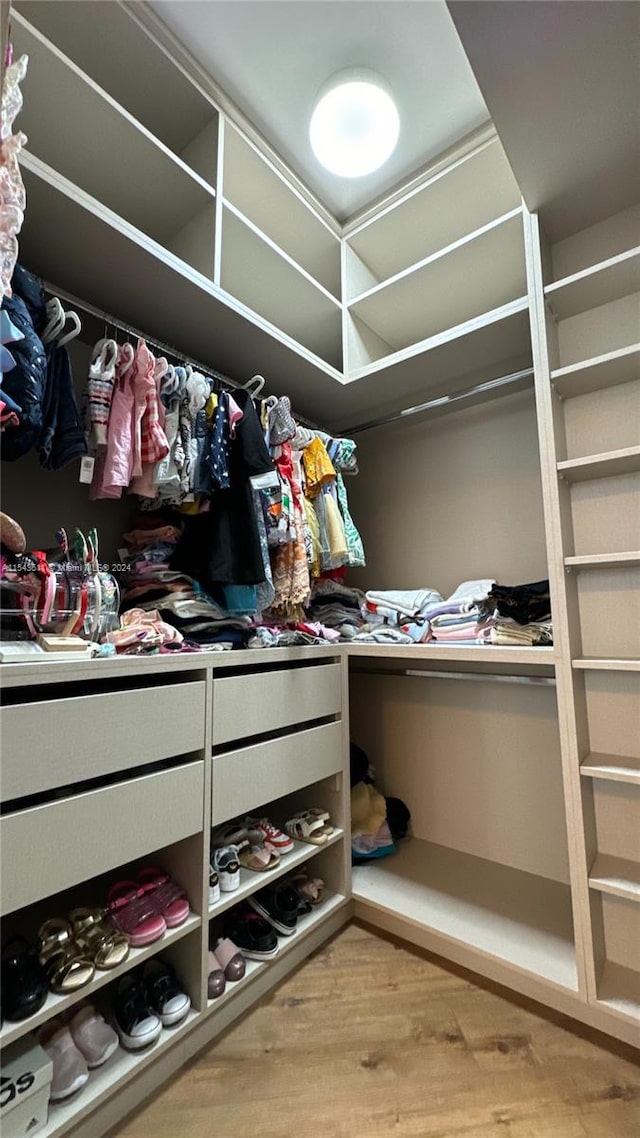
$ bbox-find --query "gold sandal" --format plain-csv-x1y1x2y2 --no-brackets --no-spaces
69,908,130,969
38,919,95,993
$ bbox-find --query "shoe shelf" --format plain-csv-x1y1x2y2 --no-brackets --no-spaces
0,915,202,1051
557,445,640,483
588,853,640,904
352,839,578,992
596,961,640,1021
208,830,345,919
11,13,217,277
41,1008,201,1138
14,0,220,188
205,891,347,1013
544,247,640,320
551,343,640,398
580,753,640,786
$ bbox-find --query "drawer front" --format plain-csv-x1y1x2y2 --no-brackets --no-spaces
1,681,206,802
0,762,204,915
211,720,343,824
212,662,341,745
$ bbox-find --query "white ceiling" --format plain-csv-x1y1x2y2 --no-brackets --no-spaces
149,0,490,222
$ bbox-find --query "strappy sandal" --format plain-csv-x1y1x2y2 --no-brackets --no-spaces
290,872,325,908
106,882,166,947
238,842,280,872
303,808,334,837
38,919,95,994
284,813,328,846
69,908,130,969
136,866,190,928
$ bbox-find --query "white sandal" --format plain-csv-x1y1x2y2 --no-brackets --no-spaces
284,814,328,846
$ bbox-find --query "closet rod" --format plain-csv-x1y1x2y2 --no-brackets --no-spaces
347,367,535,435
40,280,320,429
353,667,555,686
41,279,249,393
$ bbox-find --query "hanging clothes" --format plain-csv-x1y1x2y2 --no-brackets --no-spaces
170,389,275,587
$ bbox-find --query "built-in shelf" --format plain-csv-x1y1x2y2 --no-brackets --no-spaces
0,914,202,1050
573,658,640,672
589,853,640,903
40,1009,200,1138
565,552,640,570
17,153,346,428
347,210,526,358
223,122,341,297
597,961,640,1021
220,201,343,368
352,839,577,991
343,135,521,294
552,344,640,398
207,892,346,1011
347,643,555,667
208,830,344,919
545,247,640,320
15,0,220,186
580,752,640,786
12,14,217,261
557,445,640,483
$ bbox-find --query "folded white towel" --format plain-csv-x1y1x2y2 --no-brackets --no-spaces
365,587,443,617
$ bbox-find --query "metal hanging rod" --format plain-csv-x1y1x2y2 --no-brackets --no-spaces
352,666,555,686
41,279,247,392
347,367,535,435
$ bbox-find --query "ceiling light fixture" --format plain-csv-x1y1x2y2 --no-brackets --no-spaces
309,68,400,179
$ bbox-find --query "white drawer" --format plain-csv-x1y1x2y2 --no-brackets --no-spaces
212,662,341,745
211,720,343,824
0,762,204,915
1,681,206,802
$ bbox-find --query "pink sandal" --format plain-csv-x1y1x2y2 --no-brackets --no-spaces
106,882,166,947
136,866,190,928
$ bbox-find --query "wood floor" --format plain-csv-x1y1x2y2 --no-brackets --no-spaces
114,923,640,1138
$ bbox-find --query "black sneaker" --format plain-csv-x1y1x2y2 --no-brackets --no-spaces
141,959,190,1027
113,974,162,1051
225,908,279,959
248,881,299,936
1,937,48,1022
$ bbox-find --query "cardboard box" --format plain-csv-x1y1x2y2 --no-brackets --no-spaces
1,1037,52,1138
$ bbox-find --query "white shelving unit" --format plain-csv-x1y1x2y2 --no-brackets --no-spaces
544,247,640,320
551,343,640,398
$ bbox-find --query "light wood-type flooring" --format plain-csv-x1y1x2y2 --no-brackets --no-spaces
114,923,640,1138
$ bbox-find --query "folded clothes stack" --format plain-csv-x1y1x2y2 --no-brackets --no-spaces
305,578,368,639
482,579,553,646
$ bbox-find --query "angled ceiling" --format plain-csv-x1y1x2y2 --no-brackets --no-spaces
448,0,640,241
149,0,490,222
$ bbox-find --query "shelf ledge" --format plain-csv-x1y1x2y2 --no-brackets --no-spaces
565,552,640,570
580,753,640,786
589,853,640,903
557,445,640,483
551,343,640,398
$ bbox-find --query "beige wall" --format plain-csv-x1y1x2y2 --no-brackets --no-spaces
347,388,548,597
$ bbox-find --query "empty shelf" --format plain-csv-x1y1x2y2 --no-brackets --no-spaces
557,446,640,482
545,247,640,320
347,210,526,355
597,961,640,1020
580,753,640,786
589,854,640,903
565,552,640,570
347,643,555,667
352,838,577,990
552,344,640,398
573,658,640,672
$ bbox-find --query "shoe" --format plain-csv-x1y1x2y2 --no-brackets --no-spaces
208,864,221,906
141,959,191,1026
69,908,130,969
213,845,242,892
69,1005,119,1068
213,937,246,981
248,881,299,936
225,908,279,960
1,937,48,1021
113,975,162,1050
136,866,190,928
243,817,294,855
107,881,167,947
41,1026,89,1101
207,950,226,1000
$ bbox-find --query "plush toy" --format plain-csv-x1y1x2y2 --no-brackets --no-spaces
350,742,410,862
351,780,387,837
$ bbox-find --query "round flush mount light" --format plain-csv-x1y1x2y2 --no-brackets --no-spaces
309,69,400,178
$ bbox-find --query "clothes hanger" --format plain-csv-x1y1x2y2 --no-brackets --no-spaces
57,310,82,347
243,374,266,397
42,298,66,344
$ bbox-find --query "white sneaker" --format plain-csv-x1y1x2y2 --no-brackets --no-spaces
208,864,221,905
213,845,241,892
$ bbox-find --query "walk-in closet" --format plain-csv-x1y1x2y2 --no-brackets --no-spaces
1,2,638,1136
